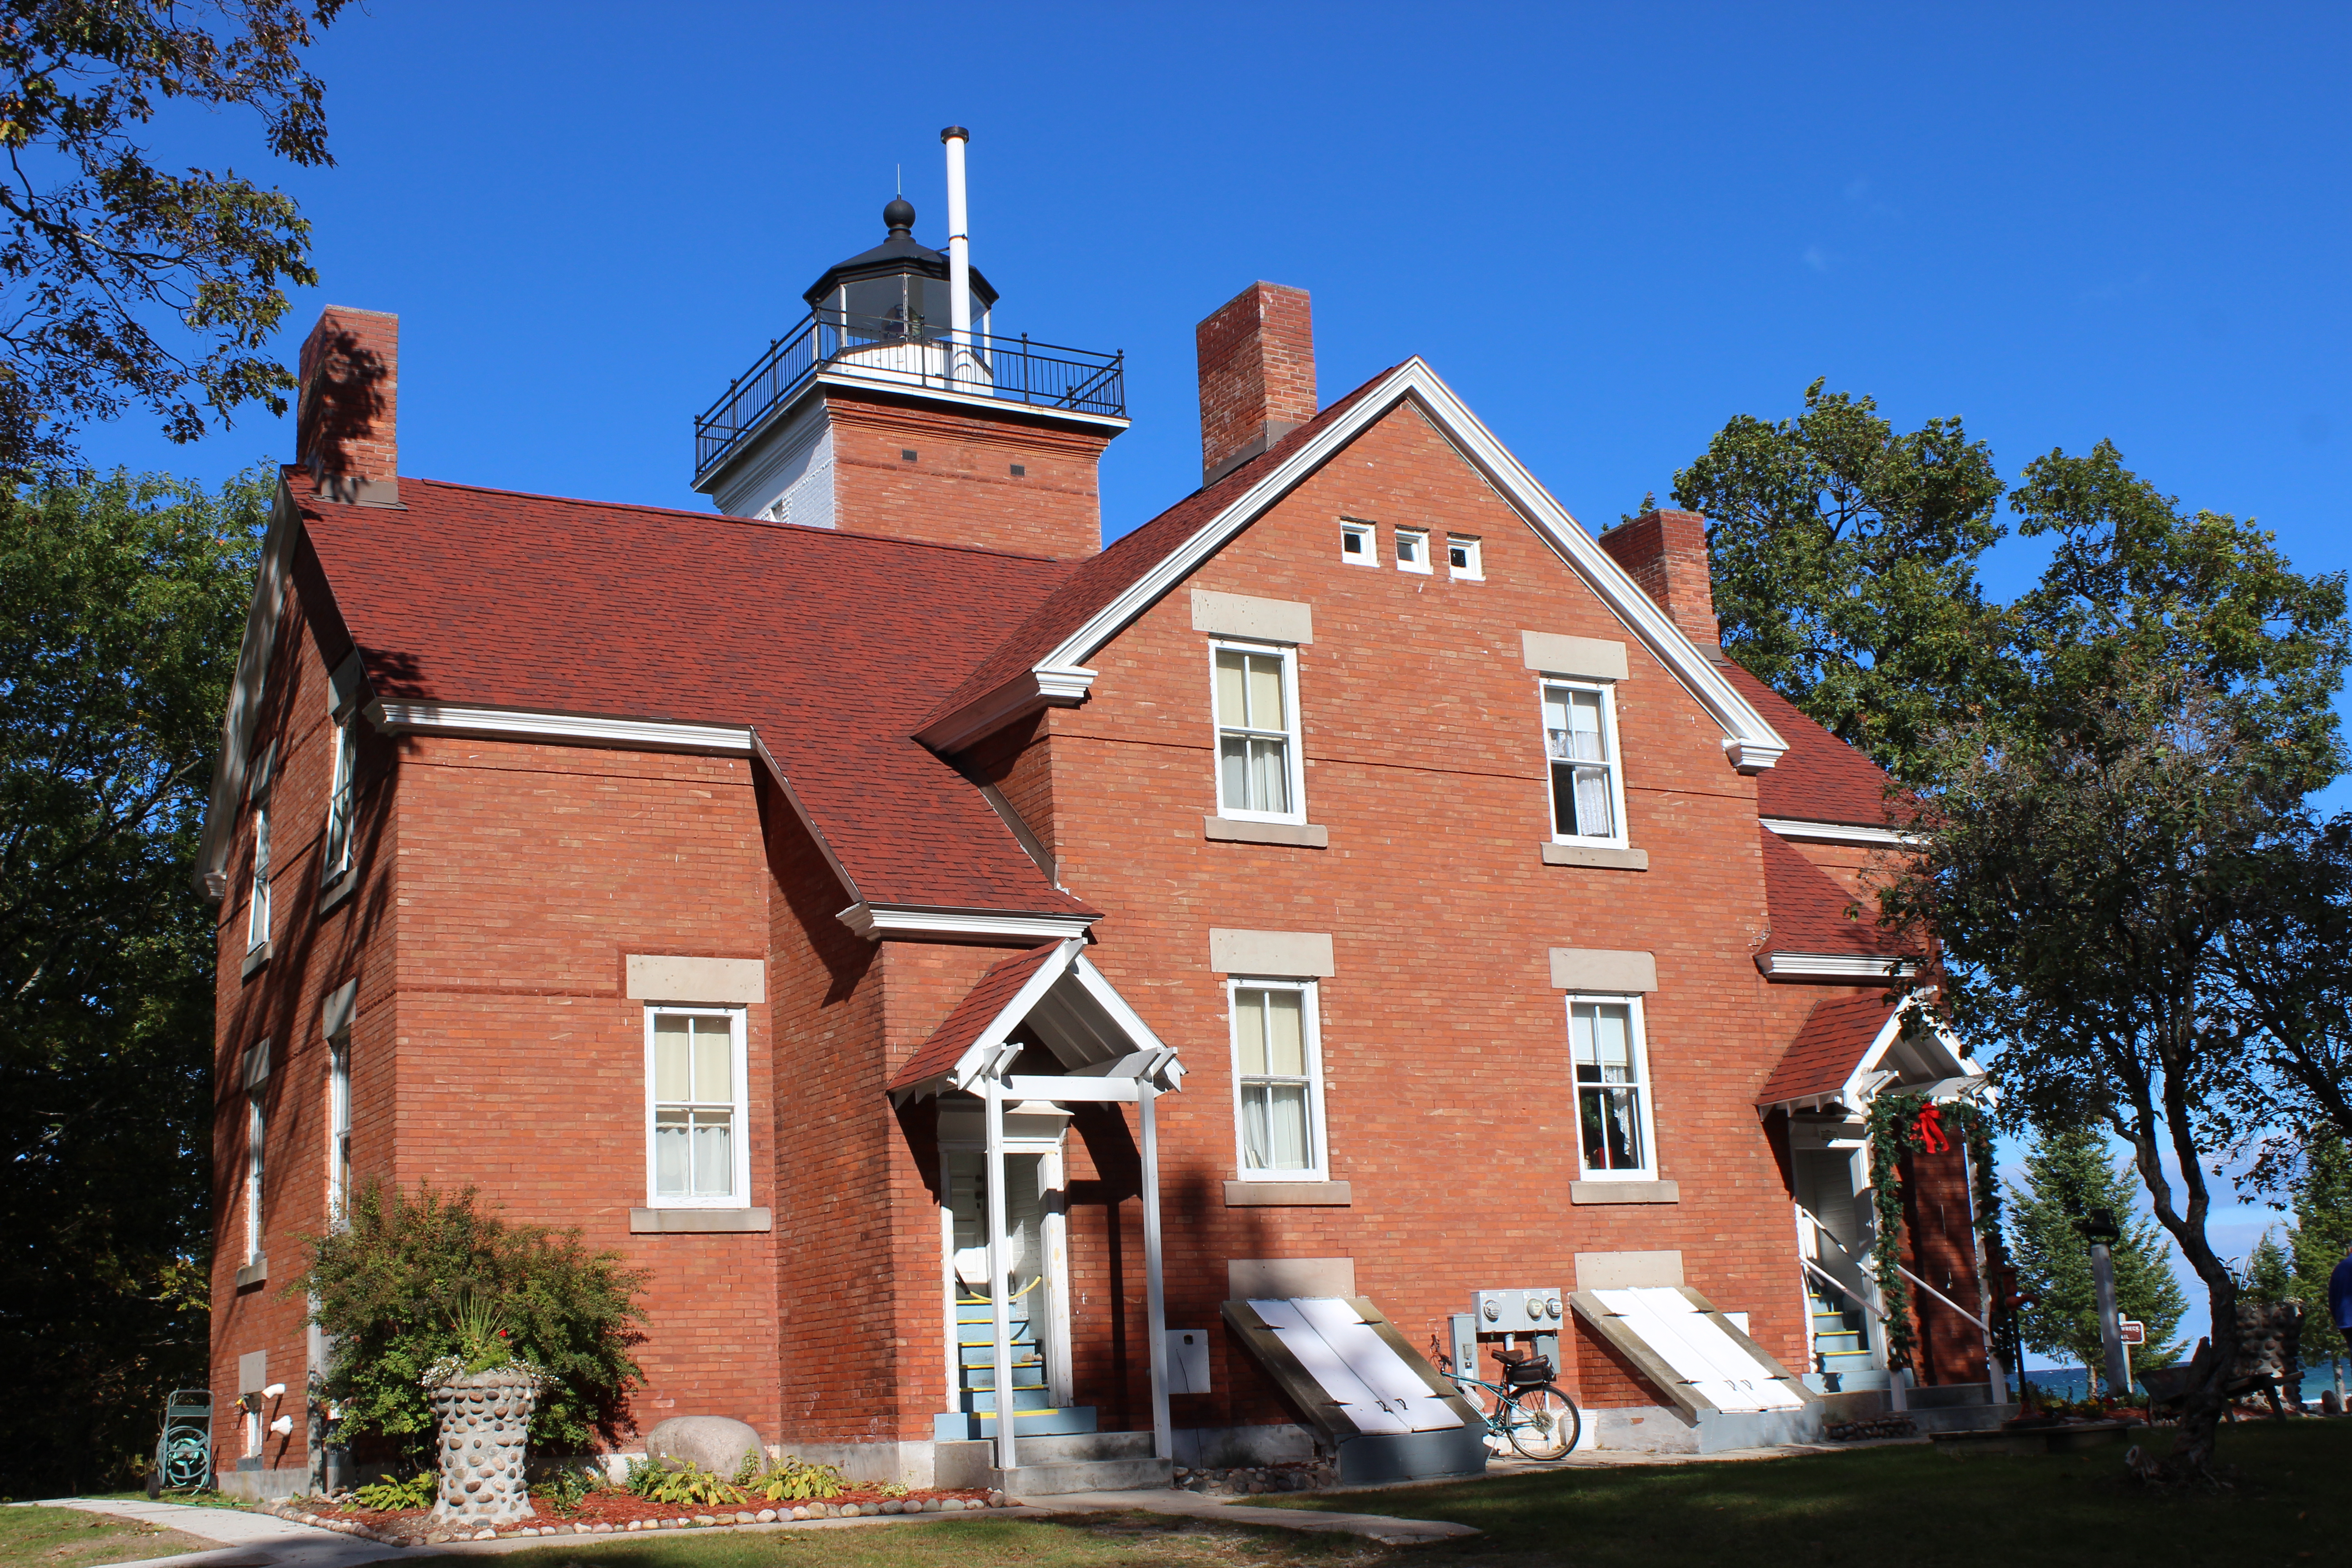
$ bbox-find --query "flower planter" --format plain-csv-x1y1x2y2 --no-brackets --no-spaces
427,1368,538,1525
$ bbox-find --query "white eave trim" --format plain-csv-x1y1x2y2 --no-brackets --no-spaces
915,664,1097,752
368,701,754,755
837,902,1096,943
193,479,307,897
1762,817,1922,849
976,358,1787,773
1756,951,1920,980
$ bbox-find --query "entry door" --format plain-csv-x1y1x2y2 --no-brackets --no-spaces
943,1150,1070,1406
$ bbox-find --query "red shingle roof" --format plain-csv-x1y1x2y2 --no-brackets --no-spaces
1719,664,1899,827
1755,992,1901,1107
298,472,1096,916
1758,827,1911,958
889,942,1063,1091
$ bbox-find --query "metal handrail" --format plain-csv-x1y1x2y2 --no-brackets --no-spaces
1802,1256,1886,1323
1799,1202,1989,1333
693,313,1125,484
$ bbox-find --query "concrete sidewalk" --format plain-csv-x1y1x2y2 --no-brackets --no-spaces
24,1497,403,1568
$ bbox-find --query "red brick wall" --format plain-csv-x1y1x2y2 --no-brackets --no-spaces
1024,399,1815,1419
824,389,1115,559
209,553,400,1474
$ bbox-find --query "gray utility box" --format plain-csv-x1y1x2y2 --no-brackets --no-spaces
1474,1287,1564,1333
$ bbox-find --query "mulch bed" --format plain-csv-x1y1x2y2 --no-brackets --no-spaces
261,1485,1014,1545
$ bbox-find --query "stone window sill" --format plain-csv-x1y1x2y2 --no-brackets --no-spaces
1569,1180,1679,1205
630,1207,772,1234
240,941,271,979
1541,844,1649,871
318,866,358,915
1224,1180,1351,1206
234,1256,268,1289
1204,817,1329,849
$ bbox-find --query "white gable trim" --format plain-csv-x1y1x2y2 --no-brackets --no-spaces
193,480,307,897
956,359,1786,773
370,701,755,755
836,902,1094,942
1762,817,1922,849
1838,999,1987,1109
1756,952,1921,981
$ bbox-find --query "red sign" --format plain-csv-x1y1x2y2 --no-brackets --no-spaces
2118,1318,2146,1346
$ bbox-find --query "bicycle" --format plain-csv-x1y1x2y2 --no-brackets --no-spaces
1432,1341,1582,1460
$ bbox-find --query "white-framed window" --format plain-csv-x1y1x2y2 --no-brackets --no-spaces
1447,534,1483,580
245,1088,267,1262
644,1006,750,1207
1395,527,1431,574
327,1032,352,1226
1568,995,1657,1180
1542,679,1628,846
1211,640,1306,823
322,717,358,882
1339,518,1380,566
246,805,272,951
1228,978,1328,1181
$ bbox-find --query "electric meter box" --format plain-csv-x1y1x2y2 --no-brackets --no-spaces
1472,1287,1564,1332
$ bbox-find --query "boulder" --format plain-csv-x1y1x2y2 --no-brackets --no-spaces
643,1415,764,1477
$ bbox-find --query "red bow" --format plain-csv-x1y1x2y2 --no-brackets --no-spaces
1916,1103,1950,1154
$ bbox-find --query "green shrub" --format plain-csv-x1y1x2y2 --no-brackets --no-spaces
624,1459,744,1507
289,1182,647,1467
529,1461,608,1515
741,1455,848,1503
353,1472,436,1511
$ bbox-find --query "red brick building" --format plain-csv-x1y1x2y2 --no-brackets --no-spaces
196,187,2004,1497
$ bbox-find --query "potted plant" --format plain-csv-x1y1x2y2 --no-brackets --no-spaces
423,1295,542,1526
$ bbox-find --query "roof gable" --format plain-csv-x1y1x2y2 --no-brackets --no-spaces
922,359,1788,772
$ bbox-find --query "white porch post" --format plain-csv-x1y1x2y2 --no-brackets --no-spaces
1960,1134,2009,1405
1138,1082,1171,1462
984,1073,1018,1476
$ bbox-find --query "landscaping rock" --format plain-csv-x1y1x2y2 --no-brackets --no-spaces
644,1414,765,1477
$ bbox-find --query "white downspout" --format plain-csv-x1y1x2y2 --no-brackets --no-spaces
1139,1081,1172,1463
941,126,973,388
984,1073,1017,1477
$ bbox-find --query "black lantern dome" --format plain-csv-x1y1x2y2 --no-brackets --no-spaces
802,198,998,345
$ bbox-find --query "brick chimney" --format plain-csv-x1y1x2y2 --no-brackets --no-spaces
1598,509,1723,652
1196,282,1316,485
297,306,400,507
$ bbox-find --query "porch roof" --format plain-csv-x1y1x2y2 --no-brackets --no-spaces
889,939,1182,1101
1756,993,1902,1109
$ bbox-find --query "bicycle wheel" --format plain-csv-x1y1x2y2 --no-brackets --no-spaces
1503,1385,1580,1460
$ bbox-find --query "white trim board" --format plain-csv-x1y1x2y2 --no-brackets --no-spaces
836,903,1094,943
1761,818,1921,849
369,701,754,755
1755,952,1920,981
923,360,1788,773
194,480,308,896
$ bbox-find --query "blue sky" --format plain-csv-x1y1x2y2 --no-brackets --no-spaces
98,3,2347,1357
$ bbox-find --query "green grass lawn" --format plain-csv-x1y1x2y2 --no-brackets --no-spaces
414,1421,2349,1568
0,1504,222,1566
1269,1418,2351,1566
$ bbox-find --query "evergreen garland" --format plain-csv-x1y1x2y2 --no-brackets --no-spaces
1862,1089,2004,1375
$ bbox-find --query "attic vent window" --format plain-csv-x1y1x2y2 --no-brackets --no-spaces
1339,519,1377,566
1396,528,1431,574
1009,463,1026,476
1448,534,1483,580
901,449,918,462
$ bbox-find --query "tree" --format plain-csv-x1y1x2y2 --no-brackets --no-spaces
2287,1128,2352,1313
1669,378,2007,782
0,0,346,480
2213,812,2352,1161
290,1183,648,1467
2007,1123,2189,1389
0,467,266,1494
2243,1230,2294,1304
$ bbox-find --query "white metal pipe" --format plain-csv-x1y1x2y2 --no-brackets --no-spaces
941,126,972,383
984,1073,1017,1476
1139,1083,1171,1462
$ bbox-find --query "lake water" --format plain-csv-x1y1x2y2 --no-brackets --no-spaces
2022,1359,2347,1404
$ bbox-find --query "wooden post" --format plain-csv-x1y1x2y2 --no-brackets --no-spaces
985,1074,1017,1476
1139,1082,1171,1462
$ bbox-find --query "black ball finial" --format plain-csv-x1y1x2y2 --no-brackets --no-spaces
883,196,916,236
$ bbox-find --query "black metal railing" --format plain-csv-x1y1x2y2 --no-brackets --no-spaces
693,311,1125,484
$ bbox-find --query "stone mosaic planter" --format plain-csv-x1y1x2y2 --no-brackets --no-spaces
428,1368,538,1525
